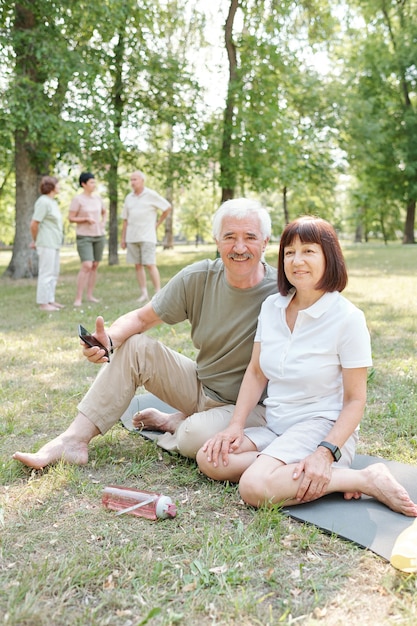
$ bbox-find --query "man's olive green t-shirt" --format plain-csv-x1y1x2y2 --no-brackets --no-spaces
152,258,277,404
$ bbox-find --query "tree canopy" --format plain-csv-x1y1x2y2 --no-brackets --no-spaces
2,0,417,277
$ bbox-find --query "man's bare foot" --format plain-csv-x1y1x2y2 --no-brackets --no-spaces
363,463,417,517
13,436,89,470
132,409,184,434
344,491,362,500
39,303,59,311
50,301,65,308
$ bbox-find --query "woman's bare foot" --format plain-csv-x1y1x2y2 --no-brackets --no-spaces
50,301,65,308
39,303,59,311
132,409,184,434
363,463,417,517
73,300,82,307
13,436,89,470
87,296,100,303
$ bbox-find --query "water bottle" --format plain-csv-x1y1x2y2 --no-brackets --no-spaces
390,518,417,572
102,485,177,520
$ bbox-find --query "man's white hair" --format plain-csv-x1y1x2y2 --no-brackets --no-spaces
212,197,271,240
131,170,146,182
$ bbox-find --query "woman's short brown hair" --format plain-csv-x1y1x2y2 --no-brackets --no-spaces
39,176,58,195
278,216,348,295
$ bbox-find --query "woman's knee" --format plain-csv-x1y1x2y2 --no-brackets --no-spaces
196,446,234,481
239,467,265,507
196,447,211,474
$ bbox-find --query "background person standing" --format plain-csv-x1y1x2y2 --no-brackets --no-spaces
30,175,64,312
121,170,171,303
69,172,107,306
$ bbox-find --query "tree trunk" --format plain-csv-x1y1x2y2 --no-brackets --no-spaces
107,162,119,265
5,4,39,278
106,30,125,265
5,3,55,278
4,130,39,278
283,186,289,224
163,187,174,250
220,0,239,202
163,133,174,249
382,6,416,244
403,199,416,243
379,214,388,245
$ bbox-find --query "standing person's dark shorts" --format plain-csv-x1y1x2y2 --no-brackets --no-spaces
76,235,106,263
69,172,107,306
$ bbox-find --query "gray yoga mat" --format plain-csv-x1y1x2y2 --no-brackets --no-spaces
283,454,417,561
120,393,176,441
120,393,417,560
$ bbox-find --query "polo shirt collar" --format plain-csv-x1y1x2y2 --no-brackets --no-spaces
276,290,339,318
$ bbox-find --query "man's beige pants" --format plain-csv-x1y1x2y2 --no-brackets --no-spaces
78,334,266,458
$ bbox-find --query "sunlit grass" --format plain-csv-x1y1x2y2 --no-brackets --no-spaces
1,242,417,625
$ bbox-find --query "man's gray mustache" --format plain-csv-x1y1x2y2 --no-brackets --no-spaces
227,253,254,260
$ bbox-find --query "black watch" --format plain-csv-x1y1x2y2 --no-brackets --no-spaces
317,441,341,462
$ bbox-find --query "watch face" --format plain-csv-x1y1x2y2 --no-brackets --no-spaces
318,441,341,461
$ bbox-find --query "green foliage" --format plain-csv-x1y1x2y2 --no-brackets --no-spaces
216,0,340,217
333,0,417,240
3,0,417,263
175,178,217,242
2,0,98,170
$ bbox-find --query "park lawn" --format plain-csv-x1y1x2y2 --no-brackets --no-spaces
1,242,417,626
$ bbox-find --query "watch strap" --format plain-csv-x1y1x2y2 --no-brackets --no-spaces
317,440,341,462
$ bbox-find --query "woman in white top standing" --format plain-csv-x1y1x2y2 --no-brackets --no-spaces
69,172,106,306
30,175,63,312
197,216,417,517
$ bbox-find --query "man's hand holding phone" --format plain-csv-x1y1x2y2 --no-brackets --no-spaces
78,316,111,363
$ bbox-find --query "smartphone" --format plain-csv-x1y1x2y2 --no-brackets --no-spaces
78,324,109,359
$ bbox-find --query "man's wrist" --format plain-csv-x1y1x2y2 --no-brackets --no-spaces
107,335,114,354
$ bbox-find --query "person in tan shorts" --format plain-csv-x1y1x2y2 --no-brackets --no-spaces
121,171,171,303
13,198,277,469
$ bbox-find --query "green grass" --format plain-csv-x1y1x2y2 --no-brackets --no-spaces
1,242,417,625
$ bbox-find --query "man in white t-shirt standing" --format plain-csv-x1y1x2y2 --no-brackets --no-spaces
121,170,172,302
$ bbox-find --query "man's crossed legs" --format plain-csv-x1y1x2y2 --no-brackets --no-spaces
13,334,266,469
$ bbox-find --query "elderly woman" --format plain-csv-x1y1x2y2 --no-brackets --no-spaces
197,216,417,517
30,175,63,311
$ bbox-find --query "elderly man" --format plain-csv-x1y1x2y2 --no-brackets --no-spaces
13,198,277,469
121,170,172,303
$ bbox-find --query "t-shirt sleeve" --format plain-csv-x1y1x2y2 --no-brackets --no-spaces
32,197,48,222
255,296,273,342
339,308,372,368
151,270,189,324
151,190,171,211
69,196,80,215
